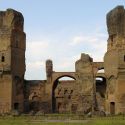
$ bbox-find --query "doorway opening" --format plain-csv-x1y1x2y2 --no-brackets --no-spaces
110,102,115,114
14,103,19,110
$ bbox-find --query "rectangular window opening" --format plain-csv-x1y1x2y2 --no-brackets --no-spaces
1,56,5,62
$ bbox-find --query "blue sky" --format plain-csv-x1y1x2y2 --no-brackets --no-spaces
0,0,125,80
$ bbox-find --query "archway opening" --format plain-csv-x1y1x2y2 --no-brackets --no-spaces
95,76,106,111
29,94,40,112
14,103,19,110
52,76,76,113
96,77,106,98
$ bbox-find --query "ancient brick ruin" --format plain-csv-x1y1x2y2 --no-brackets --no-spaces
0,6,125,115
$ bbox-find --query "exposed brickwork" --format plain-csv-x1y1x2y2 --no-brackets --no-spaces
0,9,25,113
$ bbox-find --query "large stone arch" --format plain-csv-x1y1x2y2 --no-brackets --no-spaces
52,72,76,84
51,72,76,113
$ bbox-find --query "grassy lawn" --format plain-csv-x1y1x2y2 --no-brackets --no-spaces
0,116,125,125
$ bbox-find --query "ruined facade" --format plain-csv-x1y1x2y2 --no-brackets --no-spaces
105,6,125,114
0,6,125,115
0,9,25,113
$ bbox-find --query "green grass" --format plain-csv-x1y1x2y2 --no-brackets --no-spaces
0,116,125,125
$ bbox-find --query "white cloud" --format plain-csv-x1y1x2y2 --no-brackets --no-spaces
25,60,46,80
54,60,75,72
70,33,106,46
26,40,49,60
71,36,85,45
25,28,108,80
27,41,48,51
26,61,44,69
25,40,49,80
69,32,107,62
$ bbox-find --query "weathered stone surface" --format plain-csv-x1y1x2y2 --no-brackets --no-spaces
0,9,25,114
74,53,94,113
107,6,125,50
107,6,125,37
46,59,53,78
0,9,24,31
105,6,125,115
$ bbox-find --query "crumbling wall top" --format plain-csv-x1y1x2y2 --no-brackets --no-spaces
107,5,125,37
0,8,24,31
80,53,93,62
75,53,93,65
